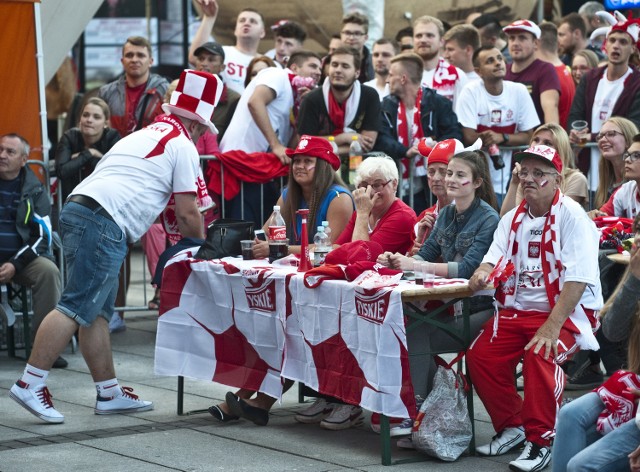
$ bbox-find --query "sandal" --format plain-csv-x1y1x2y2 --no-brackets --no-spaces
208,404,240,422
148,289,160,310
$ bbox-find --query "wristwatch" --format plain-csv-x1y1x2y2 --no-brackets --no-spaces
502,133,510,144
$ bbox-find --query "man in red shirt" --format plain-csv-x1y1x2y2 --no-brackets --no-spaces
536,22,575,129
503,20,560,125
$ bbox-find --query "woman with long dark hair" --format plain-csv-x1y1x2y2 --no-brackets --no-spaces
253,135,353,258
374,150,500,436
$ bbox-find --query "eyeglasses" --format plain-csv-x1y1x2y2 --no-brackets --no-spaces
595,130,624,141
623,151,640,162
341,30,365,38
517,169,558,180
358,179,392,190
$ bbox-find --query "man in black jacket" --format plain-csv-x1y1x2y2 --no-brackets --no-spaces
0,134,64,367
374,53,461,213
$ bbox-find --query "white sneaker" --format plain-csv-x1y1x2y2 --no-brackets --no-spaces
9,381,64,424
477,426,526,456
397,437,415,449
108,315,126,333
95,386,153,415
295,399,334,424
370,414,414,436
320,404,363,430
509,441,551,471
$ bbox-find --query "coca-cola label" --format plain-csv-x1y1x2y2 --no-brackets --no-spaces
243,269,277,313
269,226,287,240
354,287,392,325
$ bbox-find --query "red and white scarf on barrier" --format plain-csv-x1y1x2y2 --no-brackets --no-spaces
323,77,361,135
397,88,426,179
431,57,460,102
493,190,599,349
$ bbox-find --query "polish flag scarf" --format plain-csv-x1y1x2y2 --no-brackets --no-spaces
431,57,460,102
493,190,599,349
397,88,426,180
323,77,361,135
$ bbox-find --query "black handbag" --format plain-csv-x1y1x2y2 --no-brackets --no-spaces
195,219,254,260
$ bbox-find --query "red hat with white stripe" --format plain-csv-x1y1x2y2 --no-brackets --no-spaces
162,69,223,133
514,145,563,173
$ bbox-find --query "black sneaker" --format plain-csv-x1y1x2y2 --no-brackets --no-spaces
509,441,551,471
565,365,604,390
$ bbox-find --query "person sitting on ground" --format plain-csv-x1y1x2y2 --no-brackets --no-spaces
374,149,500,438
467,144,602,472
552,213,640,472
334,155,416,254
207,136,354,425
500,123,589,215
54,97,121,203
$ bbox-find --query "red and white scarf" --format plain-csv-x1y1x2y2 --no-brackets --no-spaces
431,57,460,102
493,191,599,349
323,77,361,135
397,88,426,179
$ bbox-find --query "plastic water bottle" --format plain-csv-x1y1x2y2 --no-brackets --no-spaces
349,136,362,185
267,205,287,262
328,136,339,155
313,226,330,267
322,220,331,240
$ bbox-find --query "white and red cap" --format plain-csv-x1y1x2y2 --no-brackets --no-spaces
162,69,223,133
420,137,483,166
514,145,563,173
503,19,541,39
610,15,640,49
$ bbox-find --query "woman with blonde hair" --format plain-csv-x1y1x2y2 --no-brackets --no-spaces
590,116,639,214
571,49,600,86
500,123,589,215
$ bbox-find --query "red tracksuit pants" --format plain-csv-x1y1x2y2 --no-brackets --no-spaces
467,309,579,447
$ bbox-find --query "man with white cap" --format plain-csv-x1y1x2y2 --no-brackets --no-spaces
568,14,640,193
503,19,560,125
467,145,602,471
9,69,223,424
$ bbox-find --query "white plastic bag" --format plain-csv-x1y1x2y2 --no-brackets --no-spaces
411,353,472,461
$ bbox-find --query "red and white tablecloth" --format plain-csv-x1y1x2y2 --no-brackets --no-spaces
155,251,465,418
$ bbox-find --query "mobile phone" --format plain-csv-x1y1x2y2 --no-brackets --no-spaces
255,229,267,241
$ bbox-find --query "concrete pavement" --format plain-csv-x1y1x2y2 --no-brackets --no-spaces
0,248,586,471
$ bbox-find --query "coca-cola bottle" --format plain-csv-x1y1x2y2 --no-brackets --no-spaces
267,205,288,262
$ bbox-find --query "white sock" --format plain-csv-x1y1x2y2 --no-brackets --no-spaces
20,364,49,388
95,379,121,399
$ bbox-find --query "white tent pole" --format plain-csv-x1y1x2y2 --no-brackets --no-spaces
34,2,49,166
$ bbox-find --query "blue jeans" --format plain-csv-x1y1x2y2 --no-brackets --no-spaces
552,391,640,471
56,202,128,326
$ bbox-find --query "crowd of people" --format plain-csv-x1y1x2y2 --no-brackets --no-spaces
4,0,640,470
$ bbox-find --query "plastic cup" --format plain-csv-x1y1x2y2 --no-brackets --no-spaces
571,120,589,146
240,240,254,260
423,262,436,288
413,260,424,286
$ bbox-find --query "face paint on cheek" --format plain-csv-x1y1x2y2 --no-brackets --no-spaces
461,180,471,186
540,180,548,187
